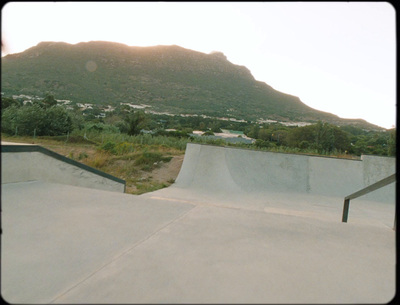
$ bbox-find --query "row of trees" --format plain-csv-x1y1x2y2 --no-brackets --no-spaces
247,121,396,156
147,112,396,156
2,95,73,136
250,122,350,152
1,95,396,156
1,94,150,137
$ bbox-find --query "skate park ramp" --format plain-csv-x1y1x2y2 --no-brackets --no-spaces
1,143,396,303
1,142,125,192
147,143,395,224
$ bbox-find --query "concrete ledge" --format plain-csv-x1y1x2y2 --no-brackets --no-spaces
1,144,126,192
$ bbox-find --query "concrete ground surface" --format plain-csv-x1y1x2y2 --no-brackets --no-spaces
1,143,396,303
2,181,395,304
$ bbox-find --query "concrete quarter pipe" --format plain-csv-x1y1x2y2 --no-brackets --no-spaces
174,143,395,198
151,143,395,224
1,143,396,303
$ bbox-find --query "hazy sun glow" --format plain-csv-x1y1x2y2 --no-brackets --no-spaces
1,2,396,128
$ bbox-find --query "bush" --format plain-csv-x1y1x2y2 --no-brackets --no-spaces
299,140,310,149
86,153,108,168
86,122,120,134
1,104,72,136
100,141,117,154
1,105,19,134
202,130,215,136
114,142,139,155
255,139,270,148
78,152,88,160
134,151,172,171
41,106,73,136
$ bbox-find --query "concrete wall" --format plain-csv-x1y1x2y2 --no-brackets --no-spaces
2,146,125,193
176,144,395,202
308,156,364,197
226,148,310,193
2,151,36,183
361,155,396,202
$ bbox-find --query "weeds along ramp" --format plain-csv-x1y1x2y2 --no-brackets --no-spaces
174,143,394,199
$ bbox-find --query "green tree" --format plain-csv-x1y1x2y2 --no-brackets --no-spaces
255,139,270,148
41,106,73,136
42,94,58,108
1,104,72,136
258,128,272,141
69,110,85,130
350,135,368,155
1,104,46,135
1,97,22,110
388,129,396,156
199,121,207,131
314,122,351,153
286,125,314,147
210,120,222,133
1,105,21,134
286,122,350,153
124,110,148,135
246,124,259,139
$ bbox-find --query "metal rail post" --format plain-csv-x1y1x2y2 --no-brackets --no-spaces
342,199,350,223
341,173,396,225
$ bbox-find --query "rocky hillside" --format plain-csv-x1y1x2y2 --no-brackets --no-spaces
1,41,381,129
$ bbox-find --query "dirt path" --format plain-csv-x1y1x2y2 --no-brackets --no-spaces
143,154,184,184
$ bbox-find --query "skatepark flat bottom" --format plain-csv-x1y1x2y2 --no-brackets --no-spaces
1,180,395,303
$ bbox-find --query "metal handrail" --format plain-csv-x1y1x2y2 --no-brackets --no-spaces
341,173,396,228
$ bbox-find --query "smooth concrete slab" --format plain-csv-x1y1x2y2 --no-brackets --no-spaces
1,181,195,304
1,181,396,303
146,185,396,229
53,204,395,304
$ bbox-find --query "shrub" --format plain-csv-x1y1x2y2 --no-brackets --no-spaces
255,139,270,148
299,140,310,149
41,106,73,136
134,151,172,171
100,141,116,154
114,142,136,155
1,104,72,136
86,153,108,168
78,152,89,160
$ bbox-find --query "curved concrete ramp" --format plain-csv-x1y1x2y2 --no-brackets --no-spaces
148,143,395,227
174,143,394,199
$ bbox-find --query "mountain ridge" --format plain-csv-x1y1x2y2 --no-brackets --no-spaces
1,41,383,130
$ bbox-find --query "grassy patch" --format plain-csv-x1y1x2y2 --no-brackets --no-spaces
134,151,172,170
86,152,109,168
134,181,169,195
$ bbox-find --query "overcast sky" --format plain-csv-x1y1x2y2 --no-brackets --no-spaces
1,2,396,128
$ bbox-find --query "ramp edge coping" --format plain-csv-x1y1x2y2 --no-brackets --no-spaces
186,143,366,161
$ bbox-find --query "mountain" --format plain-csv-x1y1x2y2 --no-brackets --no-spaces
1,41,382,129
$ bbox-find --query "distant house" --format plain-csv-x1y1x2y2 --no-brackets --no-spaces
95,113,106,118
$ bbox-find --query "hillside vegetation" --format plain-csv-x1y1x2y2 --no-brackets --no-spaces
1,41,381,129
